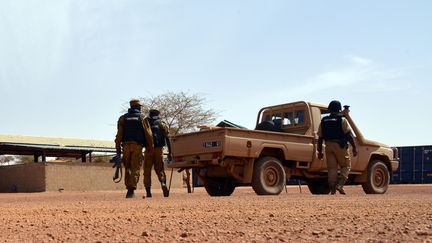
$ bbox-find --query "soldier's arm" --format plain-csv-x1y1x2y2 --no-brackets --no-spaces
346,132,356,148
342,118,357,156
114,116,124,154
142,117,154,150
162,122,173,160
341,117,352,134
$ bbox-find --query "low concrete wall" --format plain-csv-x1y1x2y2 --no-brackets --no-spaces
0,163,46,192
0,162,185,192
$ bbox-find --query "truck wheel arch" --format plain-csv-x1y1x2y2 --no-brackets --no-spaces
258,146,286,163
368,154,392,171
354,154,391,183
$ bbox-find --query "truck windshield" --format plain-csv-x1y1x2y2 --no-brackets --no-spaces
265,113,282,121
294,110,305,125
283,110,305,126
283,112,294,126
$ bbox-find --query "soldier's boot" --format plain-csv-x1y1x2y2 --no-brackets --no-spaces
126,187,135,199
145,187,152,198
336,177,347,195
161,181,170,198
329,183,336,195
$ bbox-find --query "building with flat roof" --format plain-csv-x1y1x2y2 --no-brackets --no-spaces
0,134,116,162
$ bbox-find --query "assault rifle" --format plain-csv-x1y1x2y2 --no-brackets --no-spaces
111,154,122,183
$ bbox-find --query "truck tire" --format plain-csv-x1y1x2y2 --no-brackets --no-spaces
252,156,286,195
204,177,236,196
362,160,390,194
307,180,330,194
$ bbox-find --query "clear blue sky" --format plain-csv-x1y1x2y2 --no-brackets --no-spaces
0,1,431,146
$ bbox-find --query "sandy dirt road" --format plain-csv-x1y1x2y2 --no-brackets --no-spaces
0,185,431,242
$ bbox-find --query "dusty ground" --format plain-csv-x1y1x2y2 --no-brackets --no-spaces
0,185,431,242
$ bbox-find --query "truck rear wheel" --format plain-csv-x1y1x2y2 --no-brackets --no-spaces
307,180,330,194
362,160,390,194
204,177,236,196
252,156,286,195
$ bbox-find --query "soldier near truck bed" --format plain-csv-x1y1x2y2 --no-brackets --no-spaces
143,109,171,198
115,99,154,198
317,100,358,195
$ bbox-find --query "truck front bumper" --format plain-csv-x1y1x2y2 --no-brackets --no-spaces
390,160,399,171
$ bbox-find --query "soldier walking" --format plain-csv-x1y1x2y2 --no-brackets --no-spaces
317,100,357,195
115,99,154,198
143,109,172,198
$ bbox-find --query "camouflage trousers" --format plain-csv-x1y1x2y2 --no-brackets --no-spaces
143,147,166,187
325,141,351,184
122,142,143,189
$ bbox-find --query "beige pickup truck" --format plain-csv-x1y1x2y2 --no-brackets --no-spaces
168,101,399,196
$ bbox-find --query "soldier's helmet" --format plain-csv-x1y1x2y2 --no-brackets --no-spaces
129,99,142,107
328,100,342,113
149,109,160,117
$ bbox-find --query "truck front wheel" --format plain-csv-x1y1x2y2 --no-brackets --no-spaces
204,177,236,196
252,156,286,195
362,160,390,194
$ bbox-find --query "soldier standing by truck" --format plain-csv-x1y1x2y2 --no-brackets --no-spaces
115,99,154,198
143,109,171,198
317,100,357,195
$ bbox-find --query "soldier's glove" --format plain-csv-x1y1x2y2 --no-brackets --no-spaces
317,151,324,160
112,154,121,167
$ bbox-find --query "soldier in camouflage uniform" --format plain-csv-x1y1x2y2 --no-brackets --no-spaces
115,99,153,198
317,100,357,195
143,109,172,198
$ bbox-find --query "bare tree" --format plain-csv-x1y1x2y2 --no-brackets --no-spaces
129,91,218,193
136,91,218,135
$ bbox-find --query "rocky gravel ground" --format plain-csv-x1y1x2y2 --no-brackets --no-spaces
0,185,431,242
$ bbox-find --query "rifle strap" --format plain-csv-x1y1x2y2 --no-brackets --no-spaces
113,165,123,183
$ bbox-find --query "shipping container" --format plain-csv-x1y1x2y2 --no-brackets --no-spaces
391,145,432,184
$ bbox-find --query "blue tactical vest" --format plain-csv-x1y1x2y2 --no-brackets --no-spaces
122,109,147,147
148,117,166,148
321,114,345,142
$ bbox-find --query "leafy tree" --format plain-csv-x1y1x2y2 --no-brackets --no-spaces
130,91,218,135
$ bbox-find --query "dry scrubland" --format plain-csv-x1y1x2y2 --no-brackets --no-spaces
0,185,431,242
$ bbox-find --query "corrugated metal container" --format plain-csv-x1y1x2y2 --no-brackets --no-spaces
287,179,303,185
392,145,432,184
